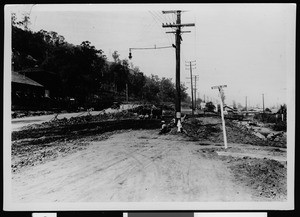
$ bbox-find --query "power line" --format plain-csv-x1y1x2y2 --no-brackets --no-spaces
149,11,163,23
158,11,175,44
185,60,196,115
153,11,174,44
165,13,174,25
132,17,156,48
154,10,168,23
148,11,172,45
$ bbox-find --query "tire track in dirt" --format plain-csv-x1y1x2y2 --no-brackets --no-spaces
11,129,273,202
108,139,174,201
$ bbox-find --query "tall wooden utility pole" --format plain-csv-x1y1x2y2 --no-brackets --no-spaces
185,60,196,115
262,94,265,112
162,10,194,130
191,73,194,114
262,93,265,121
193,75,199,110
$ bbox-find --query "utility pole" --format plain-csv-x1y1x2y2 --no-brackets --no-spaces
262,93,265,121
162,10,195,132
262,94,265,112
193,75,199,111
193,75,199,110
185,60,196,115
212,85,228,149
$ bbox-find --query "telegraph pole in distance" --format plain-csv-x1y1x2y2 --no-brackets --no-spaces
185,60,196,115
262,93,265,121
262,94,265,112
162,10,195,131
193,75,199,111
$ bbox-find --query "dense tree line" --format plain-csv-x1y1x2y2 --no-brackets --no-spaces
11,13,188,109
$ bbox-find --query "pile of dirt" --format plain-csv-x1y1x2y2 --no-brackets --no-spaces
224,156,287,200
192,145,287,201
181,117,285,147
21,111,139,131
181,118,221,141
234,121,287,147
12,119,161,143
227,121,286,147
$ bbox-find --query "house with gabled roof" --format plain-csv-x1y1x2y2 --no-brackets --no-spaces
11,71,45,109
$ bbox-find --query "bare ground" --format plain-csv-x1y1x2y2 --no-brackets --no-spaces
11,128,286,202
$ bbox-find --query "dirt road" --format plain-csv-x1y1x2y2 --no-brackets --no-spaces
11,104,139,131
12,129,285,202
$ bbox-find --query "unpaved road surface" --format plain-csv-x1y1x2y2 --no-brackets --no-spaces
11,111,101,131
11,129,286,202
11,104,139,131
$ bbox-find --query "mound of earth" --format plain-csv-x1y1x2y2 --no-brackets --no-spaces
224,156,287,200
181,117,286,148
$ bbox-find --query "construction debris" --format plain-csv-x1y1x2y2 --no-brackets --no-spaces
177,117,286,148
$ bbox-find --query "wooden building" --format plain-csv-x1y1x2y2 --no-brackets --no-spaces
11,71,45,110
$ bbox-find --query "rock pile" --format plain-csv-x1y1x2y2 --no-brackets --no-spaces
234,120,286,147
178,117,286,148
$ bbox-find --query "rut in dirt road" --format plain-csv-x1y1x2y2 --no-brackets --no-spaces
12,130,260,202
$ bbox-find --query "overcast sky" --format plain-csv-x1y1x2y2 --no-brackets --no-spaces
9,4,295,108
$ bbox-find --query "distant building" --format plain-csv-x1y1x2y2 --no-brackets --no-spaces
17,67,60,98
223,105,238,115
11,71,45,110
270,108,278,114
200,102,206,110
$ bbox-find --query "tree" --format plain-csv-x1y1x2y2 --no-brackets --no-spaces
180,83,188,102
205,101,216,112
12,12,31,31
21,13,31,31
265,108,271,113
109,60,129,94
11,21,190,109
112,51,120,63
128,68,146,98
194,97,203,109
159,77,175,102
142,75,160,102
11,13,17,26
277,104,287,114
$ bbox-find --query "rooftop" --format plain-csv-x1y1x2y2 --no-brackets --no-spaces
12,71,44,87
